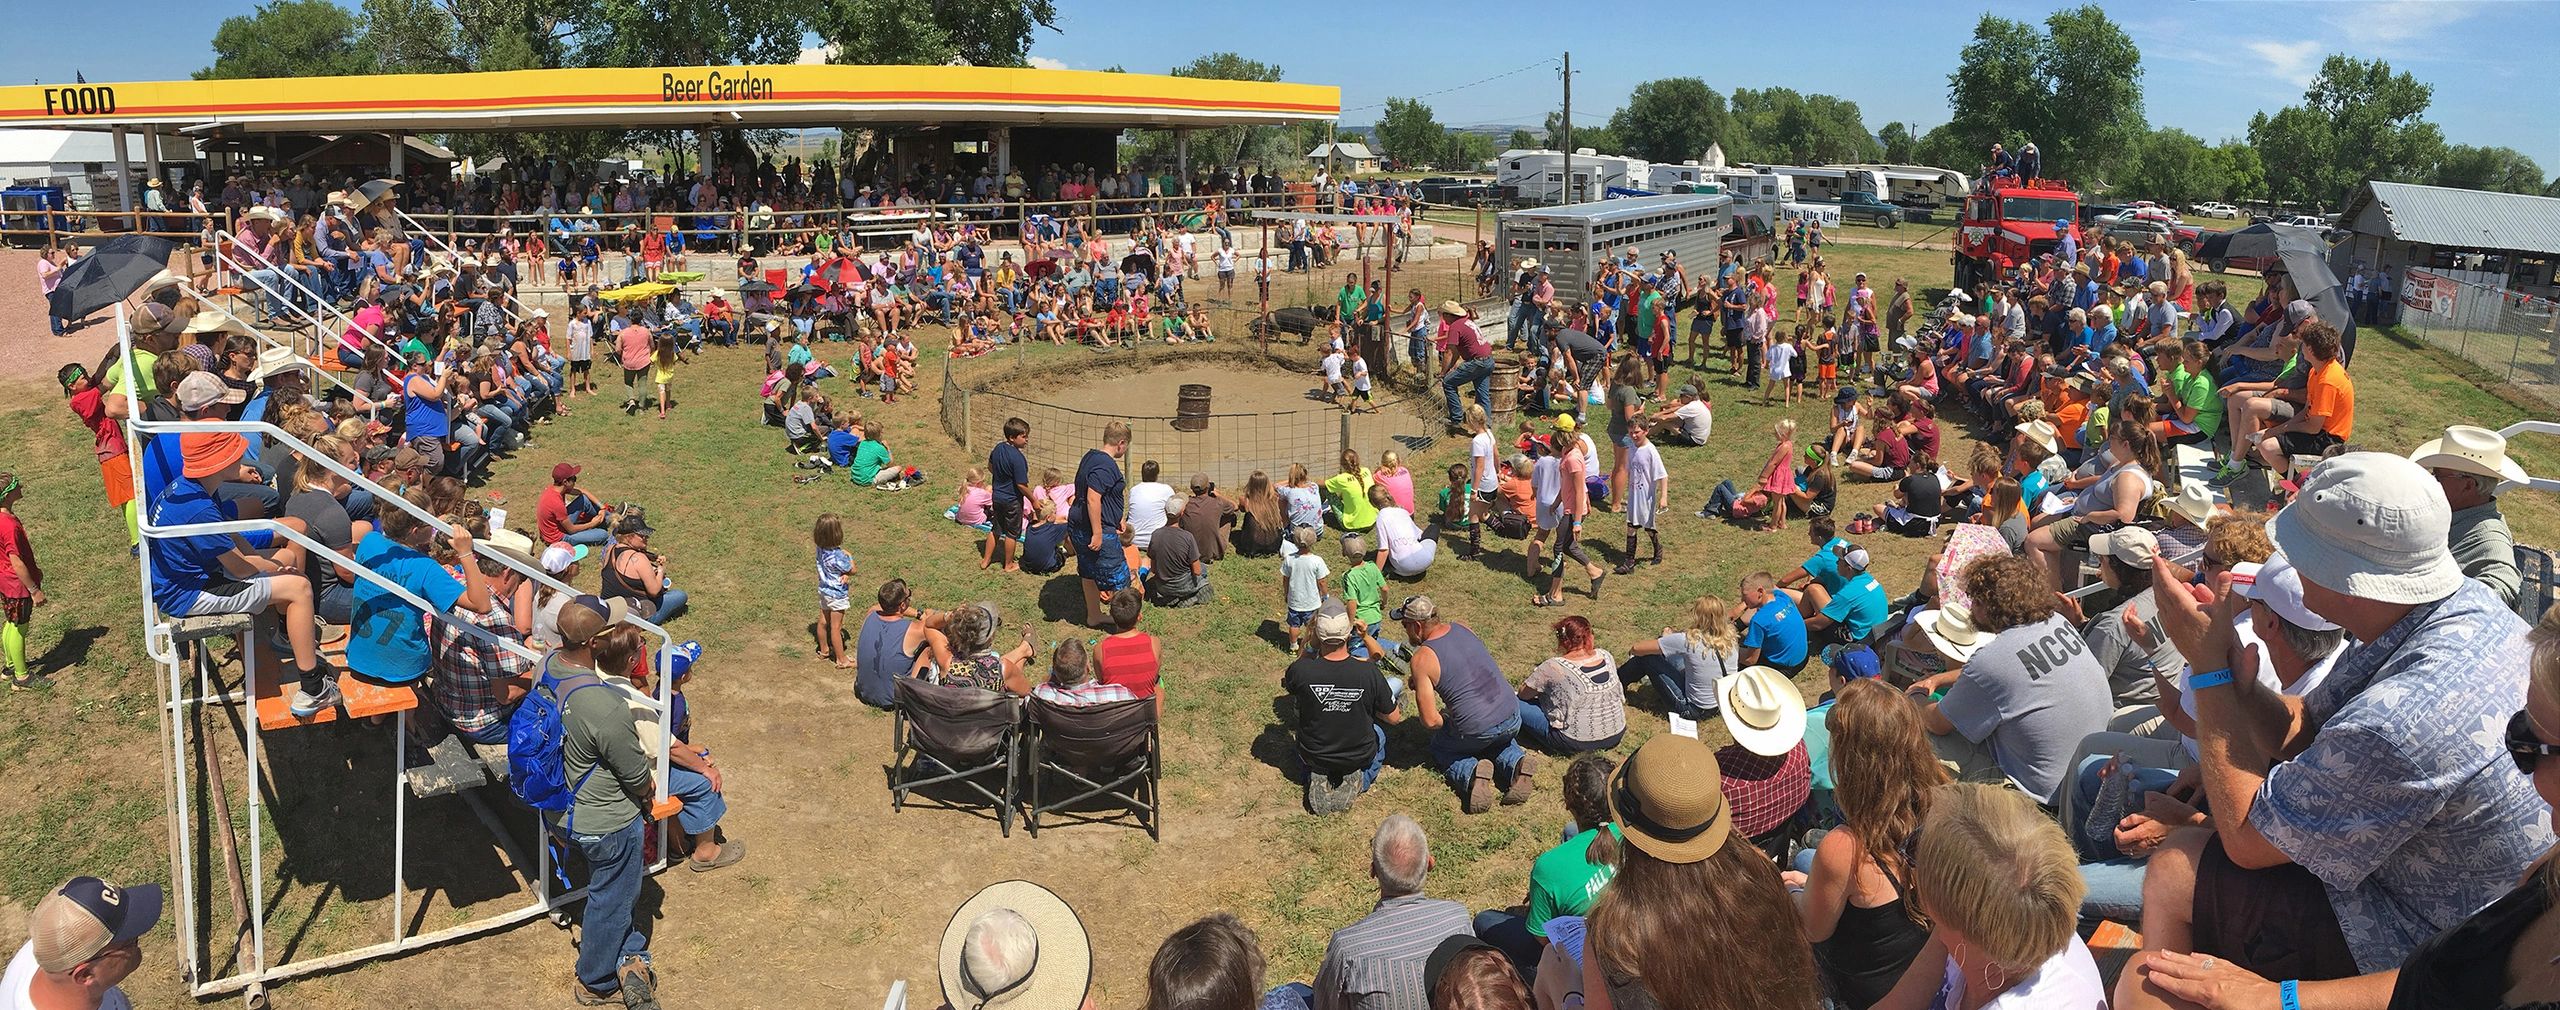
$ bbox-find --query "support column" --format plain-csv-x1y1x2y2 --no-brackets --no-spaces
993,126,1013,178
389,132,406,178
1175,129,1190,197
143,125,163,217
699,128,716,181
110,126,134,215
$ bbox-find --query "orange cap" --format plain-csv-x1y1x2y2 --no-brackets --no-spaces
180,431,248,479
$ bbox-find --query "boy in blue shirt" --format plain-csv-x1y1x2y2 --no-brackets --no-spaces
1739,570,1809,673
824,414,863,469
348,490,490,689
150,431,336,714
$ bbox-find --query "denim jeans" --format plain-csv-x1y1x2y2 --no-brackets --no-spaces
636,589,689,624
1509,300,1537,350
315,583,354,626
1618,652,1715,719
1516,698,1621,753
667,765,726,836
1300,722,1389,790
562,527,614,547
2070,752,2178,924
568,818,649,993
453,426,488,477
1472,909,1544,976
1429,715,1525,793
1262,982,1315,1010
1442,357,1495,425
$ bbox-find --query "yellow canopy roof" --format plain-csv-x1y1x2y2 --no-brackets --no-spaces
599,282,677,302
0,64,1340,134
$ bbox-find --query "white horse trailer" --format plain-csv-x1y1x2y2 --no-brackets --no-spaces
1496,193,1731,304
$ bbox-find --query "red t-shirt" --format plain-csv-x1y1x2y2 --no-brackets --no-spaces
537,486,570,545
0,511,37,597
67,386,126,463
1094,632,1160,698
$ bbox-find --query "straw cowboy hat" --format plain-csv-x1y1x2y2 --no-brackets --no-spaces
1718,665,1807,758
245,344,311,383
241,206,291,227
1438,299,1469,317
182,309,259,341
937,880,1091,1010
1919,604,1987,663
1606,734,1732,865
2015,419,2060,455
2410,424,2528,485
2166,479,2216,526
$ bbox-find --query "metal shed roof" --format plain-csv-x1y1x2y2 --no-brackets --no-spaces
2344,180,2560,257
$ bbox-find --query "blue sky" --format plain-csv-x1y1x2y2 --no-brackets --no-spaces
12,0,2555,174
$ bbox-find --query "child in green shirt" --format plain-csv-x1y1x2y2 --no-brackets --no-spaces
1434,463,1475,533
1337,534,1397,661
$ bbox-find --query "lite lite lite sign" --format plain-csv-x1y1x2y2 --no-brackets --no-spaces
661,71,775,103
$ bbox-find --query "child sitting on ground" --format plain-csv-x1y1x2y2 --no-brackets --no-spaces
824,412,862,471
1034,467,1073,525
1435,463,1474,540
950,467,994,533
1337,533,1395,662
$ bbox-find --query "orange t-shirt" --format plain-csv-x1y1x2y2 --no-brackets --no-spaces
2305,359,2355,440
2053,398,2092,450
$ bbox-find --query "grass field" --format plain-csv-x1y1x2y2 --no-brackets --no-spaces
1,238,2555,1007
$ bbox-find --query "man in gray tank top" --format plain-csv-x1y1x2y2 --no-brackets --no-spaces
1394,595,1536,814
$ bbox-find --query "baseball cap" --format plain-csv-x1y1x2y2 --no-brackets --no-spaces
612,513,654,538
1822,643,1882,680
1553,413,1578,433
540,542,590,574
30,876,163,973
1387,595,1438,623
1312,610,1354,643
555,594,629,646
180,431,249,479
552,462,582,483
2229,553,2340,633
1837,547,1872,573
175,371,247,413
361,444,399,467
1679,384,1700,397
2273,453,2464,605
2087,527,2159,567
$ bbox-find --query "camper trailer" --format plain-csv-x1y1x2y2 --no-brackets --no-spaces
1496,193,1730,304
1647,161,1713,192
1496,148,1650,206
1831,164,1971,212
1712,168,1840,231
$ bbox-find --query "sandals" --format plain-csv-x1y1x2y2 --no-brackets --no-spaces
686,837,747,872
1530,595,1562,608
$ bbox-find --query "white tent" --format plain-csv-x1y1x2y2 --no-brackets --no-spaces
0,128,195,206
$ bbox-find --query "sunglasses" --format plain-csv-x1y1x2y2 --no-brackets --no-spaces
2507,709,2560,775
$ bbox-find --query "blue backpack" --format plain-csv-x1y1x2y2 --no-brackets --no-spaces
507,657,607,828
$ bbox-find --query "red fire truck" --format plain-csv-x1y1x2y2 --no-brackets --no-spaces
1952,178,2080,291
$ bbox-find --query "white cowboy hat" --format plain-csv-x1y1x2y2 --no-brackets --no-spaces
2015,419,2060,455
2409,424,2528,486
241,206,291,227
937,880,1091,1010
1919,604,1987,663
2167,479,2216,526
1717,665,1807,757
244,344,311,383
1438,299,1469,317
182,310,258,340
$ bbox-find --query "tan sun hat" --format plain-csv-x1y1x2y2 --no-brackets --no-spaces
1438,299,1469,317
937,880,1092,1010
2015,419,2060,454
1606,734,1731,865
2409,424,2528,485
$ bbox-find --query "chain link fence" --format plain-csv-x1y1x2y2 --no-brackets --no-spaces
2395,268,2560,407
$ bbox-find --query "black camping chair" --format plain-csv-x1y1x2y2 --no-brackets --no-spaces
2517,544,2555,625
1024,695,1160,840
889,678,1024,836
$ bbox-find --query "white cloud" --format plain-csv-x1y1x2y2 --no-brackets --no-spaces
2328,0,2476,53
1027,55,1070,71
796,43,840,66
2245,39,2324,88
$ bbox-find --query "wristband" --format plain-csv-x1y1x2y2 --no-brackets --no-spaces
2187,667,2236,690
2281,979,2300,1010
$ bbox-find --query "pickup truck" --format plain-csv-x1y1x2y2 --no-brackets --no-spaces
1826,191,1902,228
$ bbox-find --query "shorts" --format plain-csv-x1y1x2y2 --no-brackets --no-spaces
1650,350,1674,371
1612,433,1634,448
101,452,135,510
2276,430,2343,458
407,438,446,472
182,576,277,617
2042,514,2108,555
989,497,1025,539
1865,466,1902,482
2264,399,2299,421
1,594,28,625
569,359,592,377
1287,608,1317,628
822,596,851,613
2190,834,2359,981
1077,530,1131,592
1819,363,1837,381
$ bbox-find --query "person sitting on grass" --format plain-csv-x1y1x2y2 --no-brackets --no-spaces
1516,616,1626,753
1779,675,1941,1009
847,421,904,489
1281,527,1331,654
1265,813,1470,1010
1401,594,1537,814
1145,497,1214,609
1368,484,1439,579
1283,610,1405,815
1470,753,1620,974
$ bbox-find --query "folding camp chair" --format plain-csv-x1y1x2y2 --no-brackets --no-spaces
2518,544,2555,625
888,678,1024,836
1023,696,1160,840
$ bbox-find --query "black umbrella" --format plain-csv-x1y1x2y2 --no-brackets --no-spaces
350,178,402,211
48,235,179,320
2198,223,2357,353
737,279,780,295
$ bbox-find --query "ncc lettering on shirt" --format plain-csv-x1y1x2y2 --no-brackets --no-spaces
2015,626,2087,680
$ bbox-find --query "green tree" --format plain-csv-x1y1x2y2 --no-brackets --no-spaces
1374,97,1447,168
808,0,1058,68
197,0,372,80
2120,128,2222,207
1440,131,1496,170
2248,105,2333,208
1542,111,1623,157
2302,55,2441,197
1508,128,1540,151
1943,6,2147,182
1606,77,1728,165
2432,144,2543,194
2211,139,2266,204
1123,53,1302,171
1879,122,1918,163
1726,88,1880,165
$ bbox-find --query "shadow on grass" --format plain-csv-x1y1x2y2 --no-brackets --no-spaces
33,625,106,676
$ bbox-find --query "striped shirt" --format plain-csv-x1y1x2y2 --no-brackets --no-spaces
1312,894,1472,1010
1031,680,1137,707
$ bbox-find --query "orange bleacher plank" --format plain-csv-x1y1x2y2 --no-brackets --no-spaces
249,634,419,729
2087,920,2143,951
650,796,685,821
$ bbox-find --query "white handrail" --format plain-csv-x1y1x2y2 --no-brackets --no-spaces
396,209,531,325
210,230,402,362
152,279,382,417
2498,420,2560,495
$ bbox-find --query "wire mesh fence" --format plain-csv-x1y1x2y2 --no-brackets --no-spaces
2394,269,2560,407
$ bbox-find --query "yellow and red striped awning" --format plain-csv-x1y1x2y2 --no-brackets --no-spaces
0,64,1340,134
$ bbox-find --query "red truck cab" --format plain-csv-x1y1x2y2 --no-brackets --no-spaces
1954,178,2080,291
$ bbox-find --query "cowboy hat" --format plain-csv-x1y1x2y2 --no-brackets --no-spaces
1719,666,1808,757
245,344,311,383
2166,479,2216,526
1919,604,1986,663
2410,424,2528,485
2015,419,2060,454
1438,299,1469,317
938,881,1091,1010
182,309,259,340
1606,734,1732,865
241,206,291,227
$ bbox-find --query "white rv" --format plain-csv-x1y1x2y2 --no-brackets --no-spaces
1646,161,1712,192
1830,164,1972,211
1711,168,1839,230
1764,165,1889,204
1497,148,1650,206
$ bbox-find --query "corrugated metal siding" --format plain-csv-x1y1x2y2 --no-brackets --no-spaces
2353,181,2560,257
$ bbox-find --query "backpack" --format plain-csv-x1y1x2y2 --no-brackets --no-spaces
507,656,607,828
1021,522,1072,575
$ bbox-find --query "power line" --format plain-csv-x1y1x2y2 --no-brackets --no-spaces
1339,58,1562,113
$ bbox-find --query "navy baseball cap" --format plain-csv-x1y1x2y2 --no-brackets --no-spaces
31,876,163,972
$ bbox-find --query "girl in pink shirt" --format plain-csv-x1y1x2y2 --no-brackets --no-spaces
1373,451,1417,513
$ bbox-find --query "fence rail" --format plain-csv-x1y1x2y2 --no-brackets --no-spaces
2395,269,2560,407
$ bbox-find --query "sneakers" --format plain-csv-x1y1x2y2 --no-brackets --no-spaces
288,678,343,718
1461,762,1497,815
1307,773,1361,816
2207,460,2250,487
1501,753,1541,806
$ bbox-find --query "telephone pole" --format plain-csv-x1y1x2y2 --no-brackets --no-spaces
1560,51,1572,205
